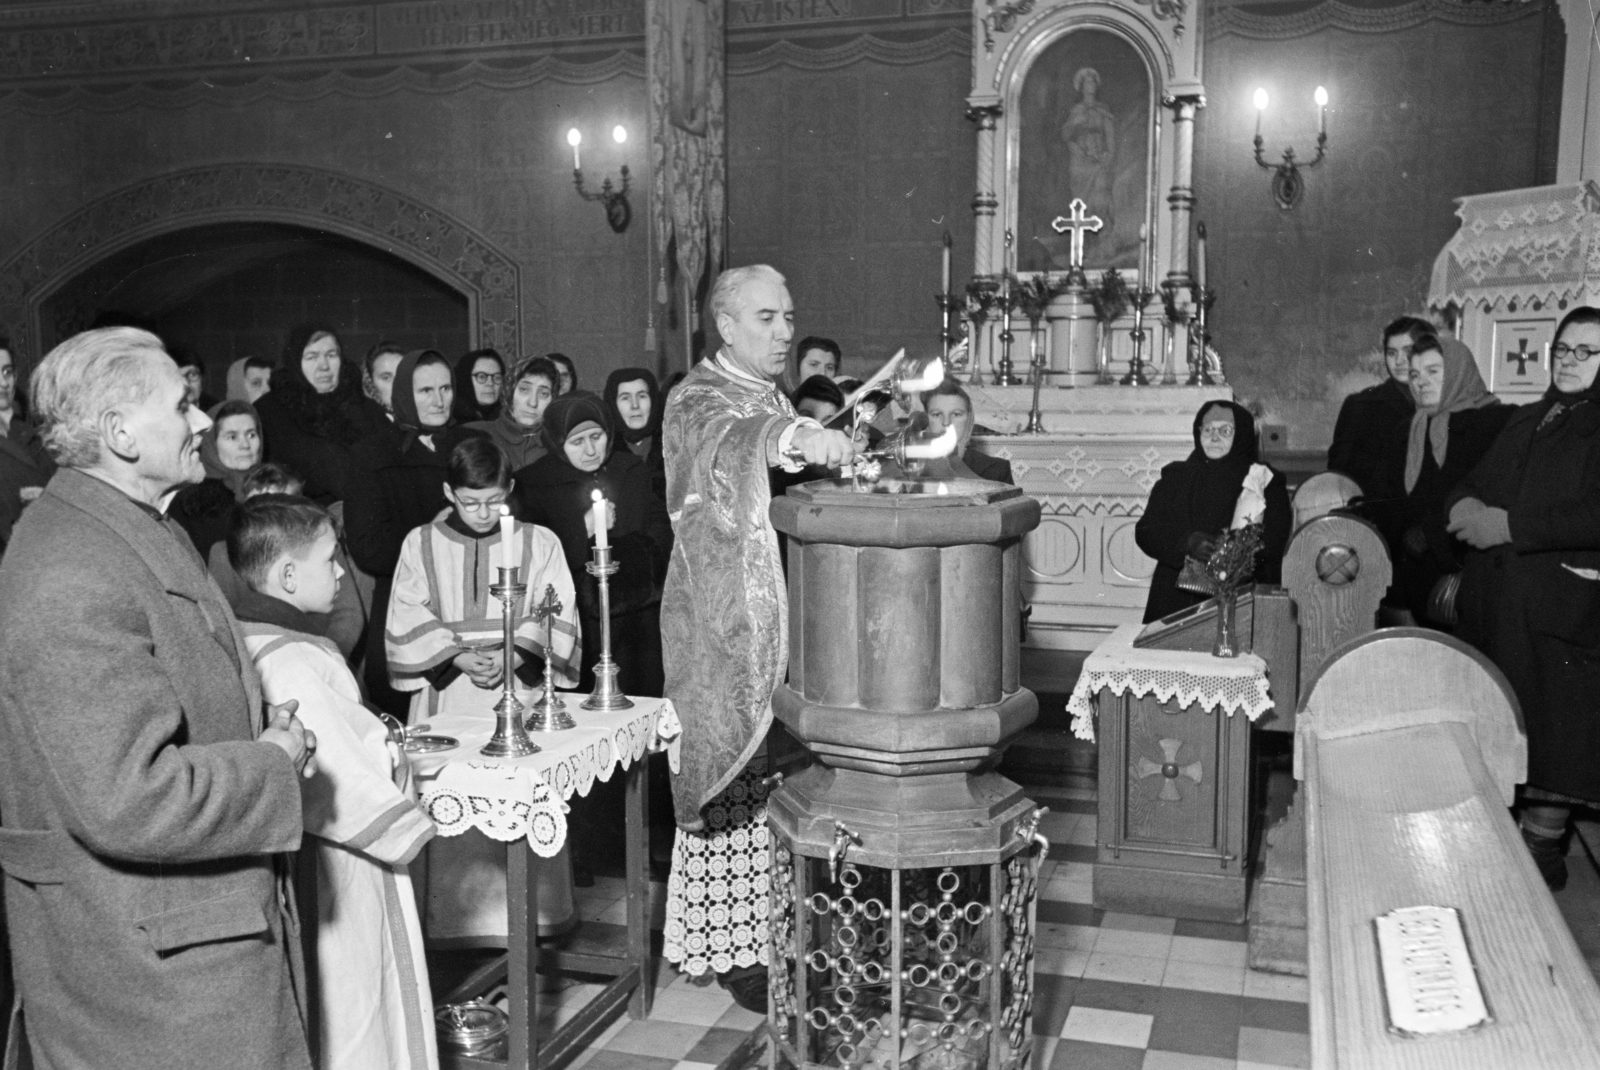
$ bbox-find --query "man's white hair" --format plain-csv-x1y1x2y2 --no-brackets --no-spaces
31,327,171,469
707,264,786,344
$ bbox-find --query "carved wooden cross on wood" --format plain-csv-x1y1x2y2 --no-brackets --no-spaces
1134,738,1203,802
1506,337,1536,376
1050,198,1104,270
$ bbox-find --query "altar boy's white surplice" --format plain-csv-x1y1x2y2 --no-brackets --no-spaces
243,624,439,1070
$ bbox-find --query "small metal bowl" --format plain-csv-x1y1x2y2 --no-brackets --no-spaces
436,999,507,1057
404,734,460,753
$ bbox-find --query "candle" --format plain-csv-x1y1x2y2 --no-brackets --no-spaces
1314,85,1328,136
591,488,609,551
941,230,952,296
1196,222,1207,294
1253,88,1268,140
1138,223,1149,290
567,127,582,171
499,504,518,574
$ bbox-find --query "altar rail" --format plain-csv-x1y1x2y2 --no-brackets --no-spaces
1298,629,1600,1069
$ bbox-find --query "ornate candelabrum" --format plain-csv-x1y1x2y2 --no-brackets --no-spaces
1121,285,1157,387
1014,274,1065,433
481,566,540,758
963,278,1000,387
582,544,634,712
525,584,576,732
1187,284,1220,386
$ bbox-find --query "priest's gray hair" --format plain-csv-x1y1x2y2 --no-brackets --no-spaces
708,264,786,335
31,327,171,469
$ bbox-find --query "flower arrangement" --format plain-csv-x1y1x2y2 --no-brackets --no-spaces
1177,523,1265,658
1087,269,1132,325
1013,272,1064,328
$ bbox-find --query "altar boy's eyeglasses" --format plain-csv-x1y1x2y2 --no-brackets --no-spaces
454,497,509,514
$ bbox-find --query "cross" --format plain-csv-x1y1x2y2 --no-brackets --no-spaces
1050,198,1104,270
534,583,562,623
1506,337,1535,376
1134,738,1203,802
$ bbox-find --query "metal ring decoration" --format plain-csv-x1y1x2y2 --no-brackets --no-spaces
968,1019,990,1040
835,924,860,949
964,902,988,925
862,898,885,921
966,959,989,981
873,927,892,949
939,992,963,1017
939,1022,959,1042
906,963,932,988
860,961,884,984
809,949,833,972
836,1043,858,1064
810,892,833,916
834,954,857,978
809,1007,834,1029
935,901,960,926
834,984,857,1008
906,902,932,927
906,1022,931,1045
936,931,960,956
839,866,862,891
835,1013,857,1036
835,895,858,920
937,870,961,895
938,961,963,986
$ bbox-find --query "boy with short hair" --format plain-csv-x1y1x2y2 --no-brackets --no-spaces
230,495,438,1070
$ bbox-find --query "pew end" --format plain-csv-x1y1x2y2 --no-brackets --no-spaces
1299,629,1600,1068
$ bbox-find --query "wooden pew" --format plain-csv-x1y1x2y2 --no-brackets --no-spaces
1299,629,1600,1069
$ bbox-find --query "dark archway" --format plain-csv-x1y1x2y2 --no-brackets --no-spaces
43,222,472,388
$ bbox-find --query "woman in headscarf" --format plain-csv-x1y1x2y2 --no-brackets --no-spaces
1376,337,1509,623
345,349,486,714
1134,400,1293,623
254,323,388,504
453,347,505,425
547,352,578,395
468,356,557,471
603,367,665,500
1446,306,1600,890
510,391,672,697
169,400,262,559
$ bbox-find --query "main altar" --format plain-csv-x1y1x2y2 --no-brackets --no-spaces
950,0,1222,649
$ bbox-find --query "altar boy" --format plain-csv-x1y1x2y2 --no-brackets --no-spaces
386,436,581,942
229,494,438,1070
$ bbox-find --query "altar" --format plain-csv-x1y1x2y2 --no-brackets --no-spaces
970,382,1229,650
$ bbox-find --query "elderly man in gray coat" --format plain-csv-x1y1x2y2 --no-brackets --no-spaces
0,327,317,1069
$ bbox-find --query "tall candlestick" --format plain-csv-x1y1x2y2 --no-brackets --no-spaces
591,489,609,550
941,230,952,296
1196,222,1207,294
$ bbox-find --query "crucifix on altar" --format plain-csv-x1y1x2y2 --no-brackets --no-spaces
1050,198,1104,288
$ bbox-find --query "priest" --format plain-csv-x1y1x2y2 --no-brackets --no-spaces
659,264,854,1009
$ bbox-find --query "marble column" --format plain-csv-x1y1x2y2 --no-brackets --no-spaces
1163,92,1204,293
967,103,1002,276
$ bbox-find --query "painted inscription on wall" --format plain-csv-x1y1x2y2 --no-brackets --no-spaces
727,0,900,27
376,0,644,49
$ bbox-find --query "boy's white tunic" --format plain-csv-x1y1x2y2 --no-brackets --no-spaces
386,517,582,942
242,625,439,1070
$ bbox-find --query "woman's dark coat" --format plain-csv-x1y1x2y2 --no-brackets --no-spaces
1327,376,1413,497
1134,401,1293,623
1448,391,1600,801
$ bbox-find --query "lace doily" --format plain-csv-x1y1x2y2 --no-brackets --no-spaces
1067,623,1273,741
663,769,772,977
422,761,567,857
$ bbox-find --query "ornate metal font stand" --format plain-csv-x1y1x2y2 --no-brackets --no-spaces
481,566,540,758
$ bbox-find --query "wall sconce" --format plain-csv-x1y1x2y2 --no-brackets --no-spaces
569,125,632,233
1252,86,1328,210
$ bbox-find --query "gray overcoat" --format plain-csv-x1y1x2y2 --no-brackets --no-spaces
0,469,311,1070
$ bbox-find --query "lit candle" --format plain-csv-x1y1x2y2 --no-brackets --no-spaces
499,504,519,574
1138,223,1149,290
1314,85,1328,137
591,488,609,551
941,230,952,296
1196,222,1207,294
1253,88,1268,140
567,127,582,171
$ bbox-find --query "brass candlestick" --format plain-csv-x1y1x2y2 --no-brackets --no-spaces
582,545,634,711
936,291,963,367
481,566,539,758
1121,286,1156,387
525,584,576,732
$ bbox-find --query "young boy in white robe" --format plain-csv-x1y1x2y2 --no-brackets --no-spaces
230,494,439,1070
386,436,582,943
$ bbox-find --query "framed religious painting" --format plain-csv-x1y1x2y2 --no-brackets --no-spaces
1013,27,1155,275
1488,315,1554,397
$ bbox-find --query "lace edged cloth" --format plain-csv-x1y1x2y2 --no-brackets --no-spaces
1066,624,1273,742
414,697,683,858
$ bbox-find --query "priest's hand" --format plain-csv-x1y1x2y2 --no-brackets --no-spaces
792,425,856,469
1447,504,1512,549
261,700,318,779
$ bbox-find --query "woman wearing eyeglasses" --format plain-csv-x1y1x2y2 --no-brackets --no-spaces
452,347,505,424
1447,306,1600,890
1135,399,1292,623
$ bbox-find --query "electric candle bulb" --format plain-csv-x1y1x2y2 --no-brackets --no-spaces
1314,86,1328,108
1314,86,1328,136
1252,88,1267,139
612,124,627,144
567,127,582,170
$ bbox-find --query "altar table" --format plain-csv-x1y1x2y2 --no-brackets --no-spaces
409,695,681,1070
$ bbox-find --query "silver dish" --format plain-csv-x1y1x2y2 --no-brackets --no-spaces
404,734,460,753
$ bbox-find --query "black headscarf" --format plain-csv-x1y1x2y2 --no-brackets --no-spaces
540,391,614,463
390,350,453,447
1182,400,1260,526
453,348,504,424
1537,310,1600,433
603,368,662,448
548,352,578,394
271,323,366,444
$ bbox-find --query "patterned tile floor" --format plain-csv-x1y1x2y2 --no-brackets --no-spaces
532,787,1310,1070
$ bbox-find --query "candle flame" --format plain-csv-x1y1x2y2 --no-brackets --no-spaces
903,425,959,460
567,127,582,146
500,504,512,517
591,489,604,502
898,356,945,394
1314,86,1328,108
1253,88,1268,111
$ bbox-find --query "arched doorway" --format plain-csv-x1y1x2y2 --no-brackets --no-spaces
42,222,473,391
0,163,522,373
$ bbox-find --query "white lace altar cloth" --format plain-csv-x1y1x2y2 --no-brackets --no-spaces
664,767,772,978
1429,182,1600,310
1066,623,1273,742
411,695,683,858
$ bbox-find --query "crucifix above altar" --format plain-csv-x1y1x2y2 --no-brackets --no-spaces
1051,198,1103,285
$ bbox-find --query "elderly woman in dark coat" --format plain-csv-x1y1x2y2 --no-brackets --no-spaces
468,355,556,471
1447,306,1600,890
1135,400,1292,623
604,367,666,500
254,323,388,504
169,400,263,560
511,391,672,697
345,349,484,713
